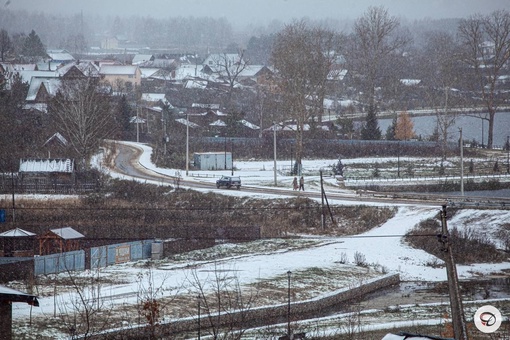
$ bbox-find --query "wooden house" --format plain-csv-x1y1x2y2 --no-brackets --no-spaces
38,227,84,255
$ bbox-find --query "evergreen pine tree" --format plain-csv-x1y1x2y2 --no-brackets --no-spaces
22,30,46,58
361,106,381,140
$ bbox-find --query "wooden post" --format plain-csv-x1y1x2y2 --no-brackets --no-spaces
440,205,468,339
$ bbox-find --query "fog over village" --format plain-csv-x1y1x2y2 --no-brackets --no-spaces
1,1,510,339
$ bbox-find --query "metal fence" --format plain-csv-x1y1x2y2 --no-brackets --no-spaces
90,240,153,270
34,250,85,275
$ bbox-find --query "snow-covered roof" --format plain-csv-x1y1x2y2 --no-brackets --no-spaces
400,79,421,86
209,119,227,127
43,132,68,147
0,285,39,306
139,68,160,78
238,65,266,78
50,227,84,240
26,77,61,101
0,228,36,237
56,61,100,77
130,116,146,124
47,51,75,62
173,64,204,80
132,54,154,65
175,118,200,128
17,70,58,84
36,61,62,71
99,65,139,75
184,79,208,89
141,93,172,107
239,119,260,130
19,159,74,173
23,103,48,113
192,103,220,109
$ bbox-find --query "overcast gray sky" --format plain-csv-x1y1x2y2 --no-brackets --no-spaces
7,0,510,25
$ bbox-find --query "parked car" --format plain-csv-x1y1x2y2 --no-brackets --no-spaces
216,175,241,189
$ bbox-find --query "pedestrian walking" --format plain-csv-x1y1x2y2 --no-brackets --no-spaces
299,176,304,191
292,177,298,190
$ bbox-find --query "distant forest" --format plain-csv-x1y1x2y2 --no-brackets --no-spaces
0,8,461,60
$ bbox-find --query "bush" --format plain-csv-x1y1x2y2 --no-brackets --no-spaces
405,217,507,264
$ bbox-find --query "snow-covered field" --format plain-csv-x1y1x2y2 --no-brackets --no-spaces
8,142,510,338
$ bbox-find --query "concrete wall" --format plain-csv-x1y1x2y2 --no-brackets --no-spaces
87,273,400,339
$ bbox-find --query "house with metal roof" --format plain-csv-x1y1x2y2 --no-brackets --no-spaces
99,65,141,88
38,227,84,255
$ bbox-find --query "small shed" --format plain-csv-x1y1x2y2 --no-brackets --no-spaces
0,285,39,340
39,227,84,255
193,152,232,171
0,228,36,257
19,158,74,180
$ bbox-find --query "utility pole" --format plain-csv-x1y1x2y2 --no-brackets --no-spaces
273,122,277,186
439,205,468,340
320,170,325,230
186,113,189,176
459,128,464,196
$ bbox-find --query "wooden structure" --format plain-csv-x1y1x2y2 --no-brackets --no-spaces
38,227,84,255
0,285,38,340
0,228,36,257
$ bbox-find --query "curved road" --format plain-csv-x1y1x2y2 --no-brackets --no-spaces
107,141,448,207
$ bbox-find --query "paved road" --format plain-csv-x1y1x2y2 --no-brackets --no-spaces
107,141,448,208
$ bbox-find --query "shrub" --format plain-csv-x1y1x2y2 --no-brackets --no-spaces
354,251,367,267
405,217,507,264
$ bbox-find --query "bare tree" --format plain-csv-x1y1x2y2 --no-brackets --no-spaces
458,9,510,149
57,268,113,339
50,77,117,169
271,20,340,173
188,263,259,339
345,6,410,139
208,51,248,109
420,31,463,159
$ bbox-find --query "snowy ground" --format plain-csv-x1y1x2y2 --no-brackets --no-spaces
9,141,510,338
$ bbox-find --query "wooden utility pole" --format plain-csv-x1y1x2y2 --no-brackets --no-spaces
439,205,468,339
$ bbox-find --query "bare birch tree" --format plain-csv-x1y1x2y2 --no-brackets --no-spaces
209,51,249,110
458,9,510,149
345,6,410,139
420,31,464,159
271,20,340,173
50,77,116,169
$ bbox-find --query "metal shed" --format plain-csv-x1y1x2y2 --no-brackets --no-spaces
193,152,232,170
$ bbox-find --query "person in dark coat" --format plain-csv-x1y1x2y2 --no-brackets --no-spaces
292,177,298,190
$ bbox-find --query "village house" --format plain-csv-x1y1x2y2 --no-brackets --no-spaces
99,64,142,89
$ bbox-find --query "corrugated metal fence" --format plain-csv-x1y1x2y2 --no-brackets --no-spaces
90,240,153,270
33,240,153,275
34,250,85,275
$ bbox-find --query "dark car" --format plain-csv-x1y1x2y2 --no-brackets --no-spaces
216,175,241,189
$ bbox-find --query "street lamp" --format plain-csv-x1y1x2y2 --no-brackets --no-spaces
185,112,189,176
231,139,234,176
397,141,400,178
459,128,464,196
507,135,509,174
273,122,277,186
287,270,292,338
